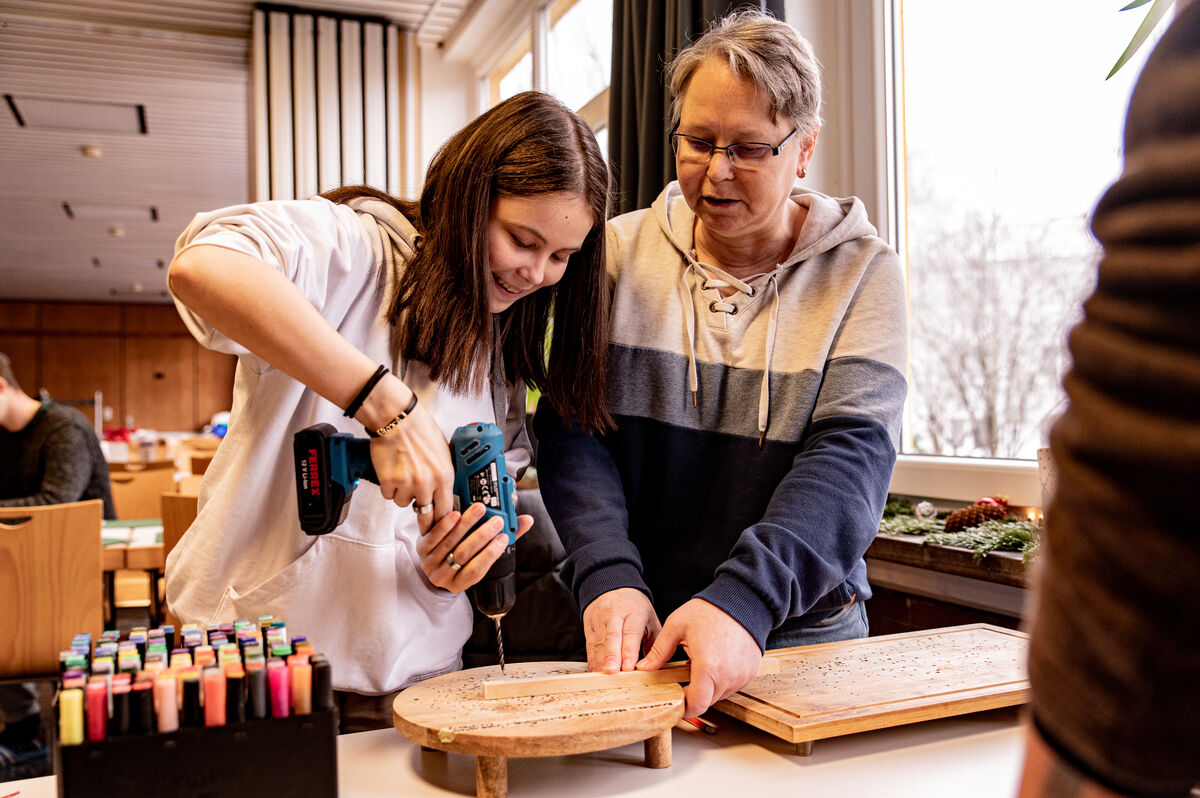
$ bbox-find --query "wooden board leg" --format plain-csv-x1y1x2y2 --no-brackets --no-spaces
796,740,814,756
148,569,162,627
475,754,508,798
644,728,672,768
104,571,117,630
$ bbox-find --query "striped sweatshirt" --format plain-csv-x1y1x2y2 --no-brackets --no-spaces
534,182,907,648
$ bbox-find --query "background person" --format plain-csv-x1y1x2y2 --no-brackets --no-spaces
0,352,115,518
1,351,113,779
534,10,907,718
165,91,611,731
1019,3,1200,795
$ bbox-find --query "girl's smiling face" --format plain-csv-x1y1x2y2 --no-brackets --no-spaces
486,192,593,312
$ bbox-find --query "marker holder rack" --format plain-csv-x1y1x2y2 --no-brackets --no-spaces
55,707,338,798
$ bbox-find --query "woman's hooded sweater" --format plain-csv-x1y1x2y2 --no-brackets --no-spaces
535,182,907,648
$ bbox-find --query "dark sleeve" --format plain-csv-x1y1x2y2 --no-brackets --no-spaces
698,412,898,647
531,399,652,612
0,421,95,508
1027,5,1200,794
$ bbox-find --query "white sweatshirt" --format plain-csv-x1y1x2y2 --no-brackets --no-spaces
166,195,531,694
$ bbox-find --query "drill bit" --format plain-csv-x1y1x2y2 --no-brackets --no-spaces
494,618,506,673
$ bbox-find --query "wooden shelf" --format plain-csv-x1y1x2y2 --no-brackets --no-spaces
867,532,1029,589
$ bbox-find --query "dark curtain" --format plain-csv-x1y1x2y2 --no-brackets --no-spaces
608,0,785,215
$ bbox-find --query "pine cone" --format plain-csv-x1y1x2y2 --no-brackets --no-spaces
942,501,1008,533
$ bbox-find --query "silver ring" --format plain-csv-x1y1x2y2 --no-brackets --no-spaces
445,551,462,572
414,502,434,515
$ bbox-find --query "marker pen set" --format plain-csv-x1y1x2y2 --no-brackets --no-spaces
57,617,333,745
55,618,340,798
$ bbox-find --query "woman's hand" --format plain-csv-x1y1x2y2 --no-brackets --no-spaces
582,587,662,673
415,503,533,591
636,598,761,718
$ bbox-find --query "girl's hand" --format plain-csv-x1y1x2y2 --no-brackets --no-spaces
415,503,533,591
359,375,456,518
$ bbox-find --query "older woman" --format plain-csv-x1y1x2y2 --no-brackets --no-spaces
535,10,907,717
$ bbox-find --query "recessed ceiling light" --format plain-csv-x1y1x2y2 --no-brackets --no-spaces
109,285,169,298
5,94,147,134
92,257,166,270
63,203,158,221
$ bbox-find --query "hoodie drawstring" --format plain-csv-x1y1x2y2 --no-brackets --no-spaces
758,273,780,447
683,257,781,448
679,261,702,407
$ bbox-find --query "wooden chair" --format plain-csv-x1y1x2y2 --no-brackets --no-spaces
159,491,199,630
0,500,104,678
176,474,204,496
108,459,176,519
189,453,214,475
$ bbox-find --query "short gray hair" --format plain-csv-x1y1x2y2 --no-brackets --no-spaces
666,9,823,143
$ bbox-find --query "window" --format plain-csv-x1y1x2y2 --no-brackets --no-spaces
482,0,611,140
489,33,532,106
894,0,1170,461
547,0,612,118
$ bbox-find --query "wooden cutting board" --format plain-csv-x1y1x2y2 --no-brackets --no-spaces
715,623,1029,753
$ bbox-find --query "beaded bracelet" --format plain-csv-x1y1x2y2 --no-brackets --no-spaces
367,392,419,438
343,365,389,419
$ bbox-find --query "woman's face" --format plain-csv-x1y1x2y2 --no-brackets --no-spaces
675,60,810,244
486,192,593,313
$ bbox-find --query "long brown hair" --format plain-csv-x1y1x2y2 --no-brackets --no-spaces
323,91,612,432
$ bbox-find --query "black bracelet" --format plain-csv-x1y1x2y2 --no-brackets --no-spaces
343,365,389,419
366,392,419,438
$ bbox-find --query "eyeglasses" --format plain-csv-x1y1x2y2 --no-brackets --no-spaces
670,128,798,171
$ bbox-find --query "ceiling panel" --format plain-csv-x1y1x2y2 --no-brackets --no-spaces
0,0,471,305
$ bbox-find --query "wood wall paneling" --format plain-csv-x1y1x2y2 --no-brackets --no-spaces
0,302,37,331
196,344,237,429
123,304,189,336
124,337,195,431
37,303,122,334
1,301,236,431
0,333,38,391
38,334,123,429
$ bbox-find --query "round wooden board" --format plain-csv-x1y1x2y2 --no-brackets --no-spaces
393,662,685,758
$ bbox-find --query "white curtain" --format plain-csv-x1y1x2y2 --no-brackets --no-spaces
252,7,419,201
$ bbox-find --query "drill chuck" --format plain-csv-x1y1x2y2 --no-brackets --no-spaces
473,544,516,619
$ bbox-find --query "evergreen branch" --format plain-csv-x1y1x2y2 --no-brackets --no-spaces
879,516,944,536
924,519,1040,561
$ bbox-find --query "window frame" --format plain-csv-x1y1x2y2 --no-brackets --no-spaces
476,0,609,137
804,0,1041,504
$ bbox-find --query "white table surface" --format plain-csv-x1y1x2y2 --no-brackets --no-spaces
5,706,1026,797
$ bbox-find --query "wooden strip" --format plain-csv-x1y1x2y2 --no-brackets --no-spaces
482,657,781,700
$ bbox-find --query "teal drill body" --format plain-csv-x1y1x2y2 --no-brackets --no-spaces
294,420,519,666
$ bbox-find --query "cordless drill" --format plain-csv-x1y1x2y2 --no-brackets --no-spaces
449,423,518,671
293,421,519,669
